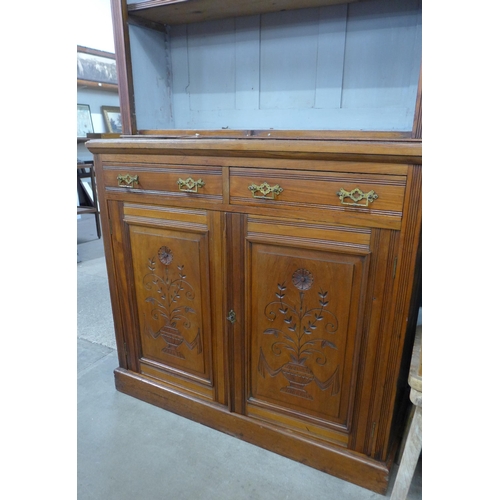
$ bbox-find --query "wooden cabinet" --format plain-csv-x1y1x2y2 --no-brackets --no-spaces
86,138,422,494
87,0,422,494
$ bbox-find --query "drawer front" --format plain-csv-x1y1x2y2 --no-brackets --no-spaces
229,167,407,229
102,163,223,202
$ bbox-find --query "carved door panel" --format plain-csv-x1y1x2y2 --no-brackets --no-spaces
109,202,226,405
242,215,372,445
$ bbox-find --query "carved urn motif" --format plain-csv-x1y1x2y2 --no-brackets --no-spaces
143,246,201,359
258,268,340,400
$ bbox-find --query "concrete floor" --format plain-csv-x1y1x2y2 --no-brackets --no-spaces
77,213,422,500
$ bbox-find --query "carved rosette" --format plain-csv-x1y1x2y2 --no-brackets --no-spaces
292,268,313,291
158,246,173,266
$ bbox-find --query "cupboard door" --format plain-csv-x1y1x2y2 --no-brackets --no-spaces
241,215,374,446
109,201,226,404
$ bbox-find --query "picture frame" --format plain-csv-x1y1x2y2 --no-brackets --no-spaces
77,104,94,138
77,46,118,86
102,106,122,134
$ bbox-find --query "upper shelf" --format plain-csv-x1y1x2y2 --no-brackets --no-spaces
127,0,359,25
77,79,118,92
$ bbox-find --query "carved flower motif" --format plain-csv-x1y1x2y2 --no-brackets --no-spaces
158,246,173,266
292,268,313,291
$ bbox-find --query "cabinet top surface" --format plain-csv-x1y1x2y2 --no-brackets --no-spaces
85,136,422,164
128,0,360,25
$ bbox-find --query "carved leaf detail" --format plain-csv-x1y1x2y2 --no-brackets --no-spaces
321,340,337,350
264,328,281,337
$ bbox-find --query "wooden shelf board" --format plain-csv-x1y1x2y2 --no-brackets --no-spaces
135,129,414,140
128,0,359,25
77,79,118,92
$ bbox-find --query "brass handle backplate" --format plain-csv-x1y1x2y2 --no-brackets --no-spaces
248,182,283,200
337,188,378,207
177,177,205,193
117,174,139,188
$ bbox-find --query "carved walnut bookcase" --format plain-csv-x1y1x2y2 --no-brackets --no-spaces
87,0,422,493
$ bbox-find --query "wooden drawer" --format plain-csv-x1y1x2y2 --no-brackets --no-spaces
101,163,223,203
229,167,407,229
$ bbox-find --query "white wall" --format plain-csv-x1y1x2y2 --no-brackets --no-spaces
76,0,116,53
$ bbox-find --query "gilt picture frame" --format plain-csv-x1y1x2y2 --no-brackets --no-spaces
102,106,122,134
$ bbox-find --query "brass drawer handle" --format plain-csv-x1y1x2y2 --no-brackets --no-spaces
248,182,283,200
337,188,378,207
177,177,205,193
117,174,139,188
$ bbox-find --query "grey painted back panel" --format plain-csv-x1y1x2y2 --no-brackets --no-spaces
342,0,422,110
130,24,174,130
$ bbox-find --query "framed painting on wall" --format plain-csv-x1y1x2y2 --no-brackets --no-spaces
77,104,94,138
77,46,118,86
102,106,122,134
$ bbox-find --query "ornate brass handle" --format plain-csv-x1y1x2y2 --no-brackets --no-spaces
177,177,205,193
337,188,378,207
117,174,139,188
248,182,283,200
